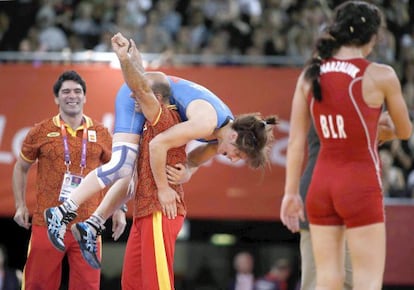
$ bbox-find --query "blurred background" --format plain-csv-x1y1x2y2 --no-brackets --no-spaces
0,0,413,289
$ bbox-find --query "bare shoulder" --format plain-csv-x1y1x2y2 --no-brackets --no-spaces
366,62,399,83
186,99,218,124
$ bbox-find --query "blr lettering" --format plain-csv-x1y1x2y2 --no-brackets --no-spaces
320,114,347,139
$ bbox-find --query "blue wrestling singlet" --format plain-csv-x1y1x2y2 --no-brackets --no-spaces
167,76,234,129
113,83,145,135
114,77,234,136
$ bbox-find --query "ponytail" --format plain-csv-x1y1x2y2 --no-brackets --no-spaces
232,114,278,169
304,36,339,101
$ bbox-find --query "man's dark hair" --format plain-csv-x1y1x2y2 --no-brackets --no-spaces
53,70,87,97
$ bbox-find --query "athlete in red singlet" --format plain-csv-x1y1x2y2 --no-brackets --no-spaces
280,2,412,290
307,57,384,228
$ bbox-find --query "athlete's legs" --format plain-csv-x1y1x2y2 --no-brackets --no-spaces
343,242,353,290
93,174,131,221
301,228,353,290
345,223,385,290
310,224,346,290
70,132,139,207
299,229,316,290
44,133,139,251
69,133,139,268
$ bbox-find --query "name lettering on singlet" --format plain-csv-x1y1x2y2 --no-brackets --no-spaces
320,61,360,78
320,114,347,139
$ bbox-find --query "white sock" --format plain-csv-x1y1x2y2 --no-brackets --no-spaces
63,198,79,212
86,214,105,235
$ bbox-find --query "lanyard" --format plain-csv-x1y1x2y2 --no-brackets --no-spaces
60,118,88,175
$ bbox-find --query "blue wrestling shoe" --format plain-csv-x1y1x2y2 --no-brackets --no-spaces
44,206,77,251
71,221,101,269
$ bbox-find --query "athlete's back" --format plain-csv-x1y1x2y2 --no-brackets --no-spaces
167,76,233,128
311,58,381,155
307,58,384,227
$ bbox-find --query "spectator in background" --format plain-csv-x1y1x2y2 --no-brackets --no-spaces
125,0,153,28
171,26,192,54
402,59,414,113
19,27,41,52
259,1,291,59
1,0,413,70
200,0,240,26
67,33,86,52
237,0,262,27
93,25,117,52
0,244,21,290
201,28,232,65
228,251,255,290
133,9,172,53
0,12,10,46
114,6,136,40
186,9,209,53
379,148,407,198
371,25,396,64
286,3,325,61
389,139,413,183
379,131,414,199
0,0,38,51
35,4,68,51
382,0,410,60
400,24,414,62
71,1,100,49
254,258,292,290
157,0,182,39
17,27,44,66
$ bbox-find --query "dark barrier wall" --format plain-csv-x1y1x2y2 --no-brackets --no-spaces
0,64,413,284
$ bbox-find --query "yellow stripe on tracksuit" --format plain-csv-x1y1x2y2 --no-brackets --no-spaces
21,235,33,290
153,211,172,289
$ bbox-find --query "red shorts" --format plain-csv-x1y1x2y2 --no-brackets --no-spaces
121,212,184,290
306,159,384,228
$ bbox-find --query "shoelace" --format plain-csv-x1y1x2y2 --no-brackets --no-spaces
58,224,67,241
47,211,66,241
82,224,98,253
62,211,77,224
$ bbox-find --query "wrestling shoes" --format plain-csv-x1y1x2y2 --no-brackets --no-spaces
44,206,77,251
71,221,102,269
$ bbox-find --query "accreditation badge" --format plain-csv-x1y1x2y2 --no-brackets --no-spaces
88,130,97,142
59,172,84,202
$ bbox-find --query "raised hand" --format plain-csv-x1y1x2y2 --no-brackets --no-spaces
111,32,130,59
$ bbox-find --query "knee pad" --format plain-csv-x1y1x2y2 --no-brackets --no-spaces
96,142,139,187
